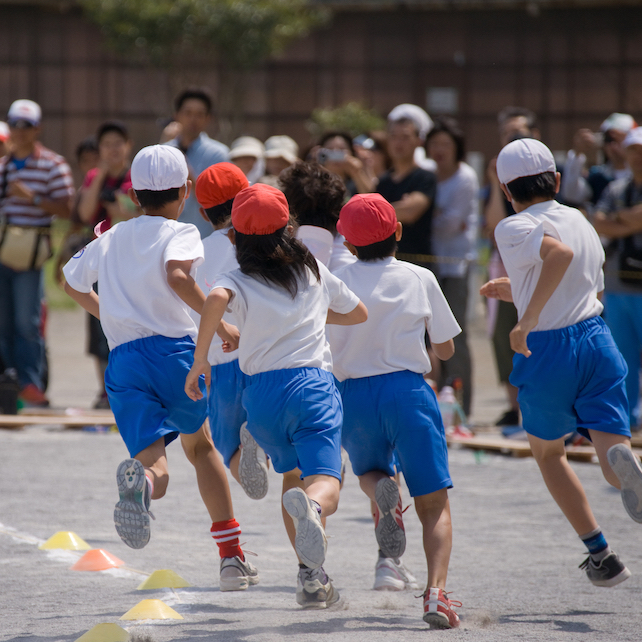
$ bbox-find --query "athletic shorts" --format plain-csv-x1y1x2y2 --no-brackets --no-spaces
208,359,249,467
510,316,630,441
105,335,207,457
242,367,342,480
337,370,452,498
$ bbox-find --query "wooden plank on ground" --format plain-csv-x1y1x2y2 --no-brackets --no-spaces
0,413,116,429
449,435,532,457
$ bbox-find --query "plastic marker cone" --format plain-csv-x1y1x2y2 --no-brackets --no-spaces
120,599,183,621
137,569,192,590
74,622,129,642
71,549,125,571
39,531,91,551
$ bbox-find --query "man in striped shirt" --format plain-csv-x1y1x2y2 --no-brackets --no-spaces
0,99,74,406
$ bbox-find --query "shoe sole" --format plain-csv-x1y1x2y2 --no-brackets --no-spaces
423,612,459,629
297,585,341,609
589,565,631,587
375,478,406,559
220,573,260,592
607,444,642,523
283,488,326,569
238,423,269,500
114,459,150,549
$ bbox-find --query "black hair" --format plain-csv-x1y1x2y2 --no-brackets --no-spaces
96,120,129,143
354,232,397,262
75,136,98,162
368,130,393,170
204,198,233,227
426,116,466,163
174,87,213,115
506,172,557,203
497,106,538,131
134,188,180,210
388,117,421,139
234,226,320,298
278,161,346,235
318,131,356,157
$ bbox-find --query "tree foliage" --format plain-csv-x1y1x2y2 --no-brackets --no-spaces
308,102,387,139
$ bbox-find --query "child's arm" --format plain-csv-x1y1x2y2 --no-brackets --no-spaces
326,301,368,325
185,287,232,401
167,259,206,314
64,282,100,319
479,276,513,302
510,235,574,358
432,339,454,361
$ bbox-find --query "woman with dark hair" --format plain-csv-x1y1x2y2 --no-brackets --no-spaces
426,117,479,418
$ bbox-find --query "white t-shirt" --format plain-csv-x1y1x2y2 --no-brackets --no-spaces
63,215,204,350
327,257,461,381
296,226,357,274
494,200,605,331
213,261,360,376
190,228,239,366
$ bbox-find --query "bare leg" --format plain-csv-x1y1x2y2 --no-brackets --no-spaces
588,430,631,488
282,469,305,551
229,448,242,486
414,489,452,590
134,436,169,499
506,382,519,412
180,423,234,523
303,473,340,518
528,433,598,535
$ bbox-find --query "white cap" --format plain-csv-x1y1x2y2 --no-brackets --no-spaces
496,138,556,185
601,113,636,134
387,103,433,140
264,135,298,165
7,99,41,126
0,122,9,142
131,145,188,191
623,127,642,148
229,136,265,160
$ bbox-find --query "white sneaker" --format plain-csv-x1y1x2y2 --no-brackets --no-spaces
296,566,340,608
607,444,642,523
282,487,327,569
373,556,420,591
238,423,269,500
220,555,260,591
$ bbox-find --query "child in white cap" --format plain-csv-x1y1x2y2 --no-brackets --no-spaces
481,138,642,588
63,145,258,591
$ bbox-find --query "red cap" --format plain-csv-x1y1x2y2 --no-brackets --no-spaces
337,193,398,247
195,162,249,209
231,183,290,235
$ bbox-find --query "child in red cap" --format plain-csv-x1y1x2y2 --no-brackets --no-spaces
326,193,462,628
186,183,367,608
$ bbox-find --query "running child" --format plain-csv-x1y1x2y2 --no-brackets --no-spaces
326,193,462,629
63,145,258,591
193,162,269,500
185,183,368,608
481,137,642,588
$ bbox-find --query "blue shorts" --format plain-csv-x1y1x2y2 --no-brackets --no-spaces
208,359,249,467
105,335,208,458
337,371,452,498
510,316,630,441
242,368,342,480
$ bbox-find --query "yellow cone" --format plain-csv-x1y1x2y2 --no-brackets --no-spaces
39,531,91,551
120,599,183,621
74,622,129,642
137,569,192,590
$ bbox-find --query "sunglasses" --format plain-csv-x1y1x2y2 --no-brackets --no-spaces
8,120,36,130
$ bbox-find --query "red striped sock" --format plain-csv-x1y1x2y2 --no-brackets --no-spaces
210,519,243,560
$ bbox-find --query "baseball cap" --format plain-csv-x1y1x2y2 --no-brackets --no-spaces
7,99,41,126
388,103,433,141
131,145,188,191
496,138,556,185
601,113,636,134
264,135,299,165
232,183,290,235
229,136,265,161
337,193,398,247
623,127,642,148
0,122,9,142
195,162,249,209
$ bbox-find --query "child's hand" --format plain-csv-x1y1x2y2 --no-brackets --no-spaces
218,321,240,352
480,277,513,302
509,316,537,357
185,358,210,401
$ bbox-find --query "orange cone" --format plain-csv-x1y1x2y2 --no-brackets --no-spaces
71,549,125,571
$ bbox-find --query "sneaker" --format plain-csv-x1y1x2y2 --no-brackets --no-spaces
579,552,631,587
220,554,260,591
373,555,420,591
445,425,474,440
114,459,154,549
282,487,326,569
238,423,268,500
296,566,340,608
374,477,406,559
423,587,461,629
19,383,49,407
607,444,642,523
495,409,519,426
